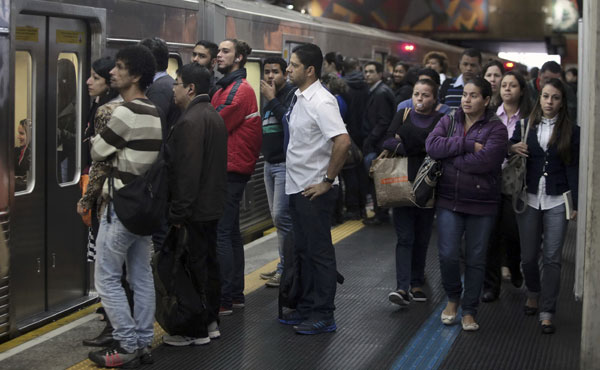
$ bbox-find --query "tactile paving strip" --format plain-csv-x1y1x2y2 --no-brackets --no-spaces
143,223,448,370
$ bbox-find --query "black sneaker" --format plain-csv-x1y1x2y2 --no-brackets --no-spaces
362,217,383,226
279,310,306,325
89,344,140,368
294,319,337,335
388,290,410,306
409,289,428,302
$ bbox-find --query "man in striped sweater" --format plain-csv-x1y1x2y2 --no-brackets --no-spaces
88,45,162,369
439,48,482,113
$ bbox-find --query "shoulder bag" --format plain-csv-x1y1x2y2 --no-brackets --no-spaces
369,108,415,208
501,119,529,213
411,114,456,208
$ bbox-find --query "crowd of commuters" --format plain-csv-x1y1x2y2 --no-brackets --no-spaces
71,36,579,367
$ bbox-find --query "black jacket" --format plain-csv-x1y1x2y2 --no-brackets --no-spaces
342,71,369,146
510,119,580,207
363,81,396,154
167,94,228,224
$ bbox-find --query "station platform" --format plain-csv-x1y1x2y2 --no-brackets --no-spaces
0,219,581,369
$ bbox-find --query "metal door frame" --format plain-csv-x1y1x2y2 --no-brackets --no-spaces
8,0,106,336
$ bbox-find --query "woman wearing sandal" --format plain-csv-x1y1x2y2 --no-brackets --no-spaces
510,78,579,334
425,77,508,331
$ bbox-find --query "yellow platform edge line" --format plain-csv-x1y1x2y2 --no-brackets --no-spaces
0,302,102,354
56,219,364,370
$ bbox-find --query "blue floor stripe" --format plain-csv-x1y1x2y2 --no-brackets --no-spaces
389,303,462,370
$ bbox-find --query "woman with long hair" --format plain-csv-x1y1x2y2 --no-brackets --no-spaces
381,79,445,307
481,71,532,302
77,56,123,348
426,77,508,331
510,78,579,334
482,60,505,110
14,119,32,192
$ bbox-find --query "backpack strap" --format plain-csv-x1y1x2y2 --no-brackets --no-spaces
215,79,243,113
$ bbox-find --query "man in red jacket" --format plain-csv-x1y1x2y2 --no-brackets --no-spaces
211,38,261,315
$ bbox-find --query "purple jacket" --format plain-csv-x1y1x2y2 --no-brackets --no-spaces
425,108,508,216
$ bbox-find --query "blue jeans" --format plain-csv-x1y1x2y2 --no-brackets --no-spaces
392,206,435,292
436,207,496,317
217,180,247,308
264,162,292,274
516,204,568,321
289,187,338,320
95,204,155,353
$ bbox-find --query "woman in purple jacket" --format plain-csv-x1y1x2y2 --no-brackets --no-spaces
425,77,508,331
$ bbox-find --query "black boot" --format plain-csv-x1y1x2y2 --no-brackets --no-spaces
83,318,115,347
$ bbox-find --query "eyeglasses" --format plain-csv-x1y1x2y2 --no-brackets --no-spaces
173,82,184,87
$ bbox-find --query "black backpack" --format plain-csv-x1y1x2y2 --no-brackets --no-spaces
152,226,208,337
108,145,168,236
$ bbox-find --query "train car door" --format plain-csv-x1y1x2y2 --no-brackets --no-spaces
12,14,87,323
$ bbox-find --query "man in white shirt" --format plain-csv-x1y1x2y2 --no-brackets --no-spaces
281,43,350,335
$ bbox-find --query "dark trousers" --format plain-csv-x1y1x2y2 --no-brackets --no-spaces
188,220,221,332
289,187,338,320
341,165,367,213
392,206,435,292
216,180,247,308
483,195,521,294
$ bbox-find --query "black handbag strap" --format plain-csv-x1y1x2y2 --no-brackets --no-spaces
446,114,456,138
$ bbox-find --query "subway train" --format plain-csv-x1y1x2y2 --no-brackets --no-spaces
0,0,521,341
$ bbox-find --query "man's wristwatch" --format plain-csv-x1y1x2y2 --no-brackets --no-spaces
323,175,335,184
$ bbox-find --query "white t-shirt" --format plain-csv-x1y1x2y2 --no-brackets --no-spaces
285,80,347,195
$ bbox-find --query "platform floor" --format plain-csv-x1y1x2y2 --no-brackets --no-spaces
0,220,581,370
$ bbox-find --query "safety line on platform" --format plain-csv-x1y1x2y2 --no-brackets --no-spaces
0,303,101,355
67,219,365,369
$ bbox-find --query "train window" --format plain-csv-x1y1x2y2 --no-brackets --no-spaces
167,54,182,79
56,53,80,186
373,51,387,65
14,51,34,194
245,60,261,109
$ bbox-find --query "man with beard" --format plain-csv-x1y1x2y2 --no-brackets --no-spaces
211,39,262,316
191,40,219,97
279,43,350,334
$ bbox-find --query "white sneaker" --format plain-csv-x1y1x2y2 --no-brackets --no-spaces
208,321,220,339
163,334,210,346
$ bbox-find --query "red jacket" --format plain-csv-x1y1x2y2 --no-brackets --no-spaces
211,68,262,176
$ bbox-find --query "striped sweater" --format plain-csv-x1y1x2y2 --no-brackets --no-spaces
439,76,464,111
91,98,162,196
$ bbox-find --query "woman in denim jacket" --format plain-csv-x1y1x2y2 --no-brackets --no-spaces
510,78,579,334
425,77,508,331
